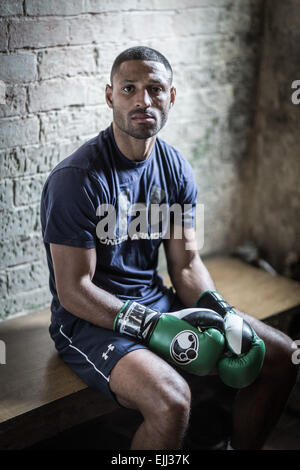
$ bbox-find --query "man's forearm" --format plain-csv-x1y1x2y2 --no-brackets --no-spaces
170,254,216,308
59,278,123,329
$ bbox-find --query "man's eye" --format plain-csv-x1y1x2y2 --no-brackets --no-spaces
152,87,162,93
122,86,133,93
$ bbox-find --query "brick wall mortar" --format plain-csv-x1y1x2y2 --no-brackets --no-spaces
0,0,264,319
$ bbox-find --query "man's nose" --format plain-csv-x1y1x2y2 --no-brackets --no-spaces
135,89,151,108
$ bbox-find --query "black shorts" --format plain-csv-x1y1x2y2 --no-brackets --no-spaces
49,288,185,403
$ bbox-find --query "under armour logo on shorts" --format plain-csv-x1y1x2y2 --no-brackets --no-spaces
102,344,115,360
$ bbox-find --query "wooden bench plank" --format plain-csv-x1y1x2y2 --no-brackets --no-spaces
0,388,118,450
0,309,119,448
0,309,90,423
162,256,300,320
204,256,300,320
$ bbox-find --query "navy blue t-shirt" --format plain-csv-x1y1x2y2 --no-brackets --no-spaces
41,124,198,322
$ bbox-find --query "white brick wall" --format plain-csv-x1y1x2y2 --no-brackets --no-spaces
0,116,40,148
0,0,264,319
38,46,97,79
0,51,37,82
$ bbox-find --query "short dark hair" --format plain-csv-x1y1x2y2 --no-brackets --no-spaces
110,46,173,85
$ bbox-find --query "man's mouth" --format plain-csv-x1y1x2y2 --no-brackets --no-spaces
131,112,155,122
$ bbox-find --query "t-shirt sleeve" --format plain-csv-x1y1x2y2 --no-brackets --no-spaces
41,167,99,248
176,158,198,228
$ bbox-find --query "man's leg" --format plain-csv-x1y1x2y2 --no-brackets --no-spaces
50,309,191,450
230,312,298,449
109,348,191,450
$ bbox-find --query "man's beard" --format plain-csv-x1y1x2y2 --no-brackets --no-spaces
112,108,169,140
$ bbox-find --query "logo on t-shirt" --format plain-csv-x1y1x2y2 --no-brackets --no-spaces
96,185,195,246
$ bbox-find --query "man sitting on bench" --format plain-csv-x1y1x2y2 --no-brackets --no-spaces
40,46,298,450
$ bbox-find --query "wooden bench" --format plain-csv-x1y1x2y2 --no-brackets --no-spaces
1,255,300,450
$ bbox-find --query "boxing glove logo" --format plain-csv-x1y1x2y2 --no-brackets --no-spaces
170,330,199,365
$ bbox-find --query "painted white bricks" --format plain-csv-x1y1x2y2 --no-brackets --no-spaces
34,77,108,114
0,51,37,82
0,84,27,118
38,46,97,79
0,235,44,269
7,260,49,294
0,0,264,319
0,286,51,318
28,76,105,112
0,179,14,210
2,206,39,240
0,148,25,179
0,1,23,17
14,174,47,206
0,80,6,104
0,20,8,50
9,18,69,49
24,0,235,16
0,116,40,149
68,14,124,45
25,0,86,16
39,105,112,142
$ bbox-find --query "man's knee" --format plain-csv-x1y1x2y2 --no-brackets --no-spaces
152,372,191,419
140,372,191,441
240,312,298,384
130,358,191,427
271,331,297,374
258,323,298,384
110,348,191,419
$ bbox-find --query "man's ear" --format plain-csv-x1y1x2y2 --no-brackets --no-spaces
105,84,113,109
170,86,176,108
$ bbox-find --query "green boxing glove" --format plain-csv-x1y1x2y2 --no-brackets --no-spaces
195,290,266,388
114,300,226,376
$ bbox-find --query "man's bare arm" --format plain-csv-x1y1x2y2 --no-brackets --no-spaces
163,225,216,307
50,243,123,329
